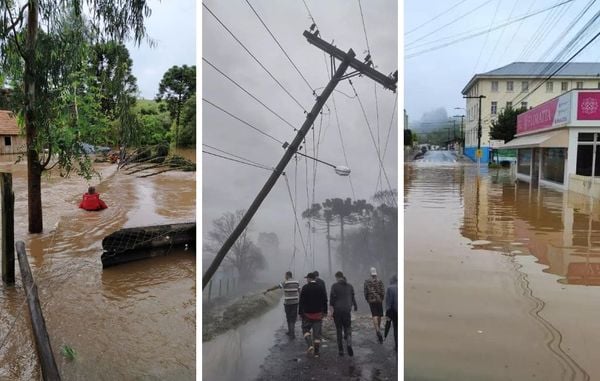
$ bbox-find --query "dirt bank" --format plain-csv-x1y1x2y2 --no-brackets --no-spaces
202,290,282,342
256,314,397,380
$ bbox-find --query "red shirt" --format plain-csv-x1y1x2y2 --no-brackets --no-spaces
79,193,108,211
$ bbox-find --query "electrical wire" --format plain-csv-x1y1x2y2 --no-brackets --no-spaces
349,80,396,206
472,0,501,74
203,2,307,113
405,0,471,35
283,173,310,261
202,97,285,145
357,0,371,54
203,57,297,131
245,0,315,94
202,150,273,171
331,95,356,199
406,0,574,59
202,143,274,170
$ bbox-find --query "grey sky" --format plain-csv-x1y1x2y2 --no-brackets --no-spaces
127,0,196,100
202,0,398,279
405,0,600,123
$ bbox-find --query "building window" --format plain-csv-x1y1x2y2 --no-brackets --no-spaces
4,137,11,146
576,133,600,176
562,81,568,91
507,81,514,92
521,102,528,110
491,81,499,92
491,101,497,115
577,81,584,89
542,148,566,184
518,149,532,175
521,81,529,92
546,82,553,92
506,101,512,109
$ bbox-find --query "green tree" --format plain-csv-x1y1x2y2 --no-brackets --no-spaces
0,1,151,233
178,94,196,147
490,106,527,143
135,100,171,146
155,65,196,148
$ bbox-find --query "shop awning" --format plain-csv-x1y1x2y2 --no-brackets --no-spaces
499,129,568,149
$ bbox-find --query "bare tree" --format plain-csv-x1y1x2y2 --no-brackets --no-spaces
205,210,266,284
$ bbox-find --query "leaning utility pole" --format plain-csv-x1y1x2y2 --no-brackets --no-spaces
463,95,486,169
202,29,397,289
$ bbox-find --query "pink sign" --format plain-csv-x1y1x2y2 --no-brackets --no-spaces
577,92,600,120
517,98,558,134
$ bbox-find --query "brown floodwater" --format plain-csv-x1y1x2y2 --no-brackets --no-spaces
405,151,600,381
0,149,196,380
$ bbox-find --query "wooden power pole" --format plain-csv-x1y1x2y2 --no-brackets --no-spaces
202,29,397,289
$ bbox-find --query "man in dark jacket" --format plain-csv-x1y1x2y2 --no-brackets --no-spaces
385,274,398,351
329,271,357,357
298,272,328,358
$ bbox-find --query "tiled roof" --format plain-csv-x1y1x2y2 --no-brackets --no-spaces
0,110,20,136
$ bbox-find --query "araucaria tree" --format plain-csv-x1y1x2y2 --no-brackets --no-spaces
155,65,196,148
0,1,151,233
205,210,267,284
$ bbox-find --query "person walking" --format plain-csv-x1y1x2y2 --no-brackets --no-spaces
385,274,398,351
298,272,328,358
329,271,357,356
264,271,300,338
364,267,385,343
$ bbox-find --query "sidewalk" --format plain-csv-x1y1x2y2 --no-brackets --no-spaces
256,314,397,380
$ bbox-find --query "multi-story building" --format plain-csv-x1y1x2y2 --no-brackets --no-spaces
461,62,600,162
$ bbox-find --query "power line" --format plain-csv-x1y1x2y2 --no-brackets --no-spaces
283,173,310,261
331,94,356,199
202,150,273,171
406,0,494,48
405,0,471,35
202,97,285,145
203,57,297,131
245,0,315,94
405,0,574,59
349,80,396,206
472,0,501,74
203,2,307,113
357,0,371,54
202,143,274,170
375,92,398,196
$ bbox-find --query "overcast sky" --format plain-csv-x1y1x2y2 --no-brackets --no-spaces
126,0,196,99
405,0,600,123
202,0,398,279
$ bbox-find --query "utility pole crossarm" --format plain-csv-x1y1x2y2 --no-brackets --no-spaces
303,30,397,92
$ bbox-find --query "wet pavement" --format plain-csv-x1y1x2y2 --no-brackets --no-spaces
0,150,196,380
405,151,597,380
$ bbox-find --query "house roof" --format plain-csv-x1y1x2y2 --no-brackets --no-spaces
462,62,600,94
0,110,20,136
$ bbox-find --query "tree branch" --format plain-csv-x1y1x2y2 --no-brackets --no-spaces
5,3,27,58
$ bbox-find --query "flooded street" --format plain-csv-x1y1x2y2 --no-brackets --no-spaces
405,151,599,381
0,150,195,380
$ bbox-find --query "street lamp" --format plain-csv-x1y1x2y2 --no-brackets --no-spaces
293,150,351,176
453,111,465,155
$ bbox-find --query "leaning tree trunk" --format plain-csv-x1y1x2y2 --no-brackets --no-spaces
25,0,43,233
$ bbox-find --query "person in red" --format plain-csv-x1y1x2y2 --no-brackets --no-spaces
79,186,108,211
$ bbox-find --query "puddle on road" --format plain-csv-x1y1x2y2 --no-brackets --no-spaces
203,300,283,381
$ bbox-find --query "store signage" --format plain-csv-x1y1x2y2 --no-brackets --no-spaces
577,92,600,120
517,92,572,134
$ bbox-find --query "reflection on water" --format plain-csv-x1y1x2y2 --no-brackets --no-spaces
203,302,283,381
0,153,196,380
406,160,600,286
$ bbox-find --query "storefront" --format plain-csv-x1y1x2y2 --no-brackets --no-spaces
501,89,600,197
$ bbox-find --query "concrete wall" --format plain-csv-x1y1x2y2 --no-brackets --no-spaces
464,77,600,152
568,174,600,198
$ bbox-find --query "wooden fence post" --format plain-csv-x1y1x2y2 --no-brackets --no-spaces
219,279,222,297
16,241,61,380
226,278,230,295
1,172,14,285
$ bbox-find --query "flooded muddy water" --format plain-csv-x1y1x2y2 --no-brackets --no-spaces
405,153,599,381
0,149,195,380
202,300,282,381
